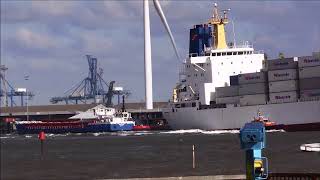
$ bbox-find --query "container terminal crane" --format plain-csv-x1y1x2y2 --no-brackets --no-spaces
50,55,130,107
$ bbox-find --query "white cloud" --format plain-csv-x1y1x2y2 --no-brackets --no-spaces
31,1,74,16
16,28,57,49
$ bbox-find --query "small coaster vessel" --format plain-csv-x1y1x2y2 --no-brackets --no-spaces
15,105,135,134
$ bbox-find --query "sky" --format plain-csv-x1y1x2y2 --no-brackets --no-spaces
1,0,320,106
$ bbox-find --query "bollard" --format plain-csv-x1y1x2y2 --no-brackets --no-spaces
192,145,195,169
38,131,46,159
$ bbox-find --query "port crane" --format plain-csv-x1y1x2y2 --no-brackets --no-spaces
0,60,34,107
50,55,130,106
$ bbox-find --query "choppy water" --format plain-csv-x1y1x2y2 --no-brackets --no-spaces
1,130,319,180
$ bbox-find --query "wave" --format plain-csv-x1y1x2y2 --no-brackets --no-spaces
160,129,240,135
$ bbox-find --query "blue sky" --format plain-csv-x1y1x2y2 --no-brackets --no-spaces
1,1,319,105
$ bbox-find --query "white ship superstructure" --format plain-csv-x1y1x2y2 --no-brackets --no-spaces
163,4,320,130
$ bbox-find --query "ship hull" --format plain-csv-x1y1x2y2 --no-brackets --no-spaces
163,100,320,131
15,121,134,134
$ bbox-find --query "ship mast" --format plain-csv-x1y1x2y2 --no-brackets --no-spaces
208,3,229,49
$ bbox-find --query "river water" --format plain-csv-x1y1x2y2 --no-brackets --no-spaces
1,130,320,180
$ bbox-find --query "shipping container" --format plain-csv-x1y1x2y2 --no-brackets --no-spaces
266,58,298,70
299,77,320,90
238,83,267,95
229,75,239,86
298,66,320,79
298,56,320,67
239,94,267,106
238,72,266,85
269,91,298,104
268,80,298,93
300,89,320,101
215,86,238,98
216,96,240,104
268,69,297,82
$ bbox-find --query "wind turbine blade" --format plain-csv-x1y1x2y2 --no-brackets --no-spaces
153,0,181,61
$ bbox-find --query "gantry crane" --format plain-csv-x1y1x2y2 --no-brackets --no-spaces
50,55,130,106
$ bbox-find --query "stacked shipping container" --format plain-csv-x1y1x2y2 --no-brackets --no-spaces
238,72,268,106
215,86,239,104
267,58,298,104
214,53,320,106
298,55,320,101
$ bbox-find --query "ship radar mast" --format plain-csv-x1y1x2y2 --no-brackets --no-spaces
208,3,230,49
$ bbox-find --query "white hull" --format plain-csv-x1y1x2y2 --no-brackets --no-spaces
163,101,320,130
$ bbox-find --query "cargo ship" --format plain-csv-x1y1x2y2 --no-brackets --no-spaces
15,105,135,134
162,3,320,131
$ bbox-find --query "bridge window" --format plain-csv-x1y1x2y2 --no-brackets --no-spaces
227,52,232,55
238,51,243,55
217,53,221,56
212,53,216,56
222,52,226,56
233,52,237,55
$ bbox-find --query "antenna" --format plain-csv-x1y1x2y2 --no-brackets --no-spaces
231,18,236,48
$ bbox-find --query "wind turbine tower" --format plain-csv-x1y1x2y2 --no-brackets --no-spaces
143,0,181,109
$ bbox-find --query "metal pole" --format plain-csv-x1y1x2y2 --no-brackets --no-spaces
192,145,195,169
26,89,29,121
144,0,153,110
25,76,29,121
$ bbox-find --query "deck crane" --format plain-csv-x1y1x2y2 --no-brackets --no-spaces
50,55,130,107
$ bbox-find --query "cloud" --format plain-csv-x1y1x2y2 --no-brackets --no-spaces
15,28,57,49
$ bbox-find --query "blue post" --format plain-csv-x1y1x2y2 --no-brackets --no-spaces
240,122,268,180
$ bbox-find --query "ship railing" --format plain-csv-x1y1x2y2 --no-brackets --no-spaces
230,44,253,49
254,50,264,54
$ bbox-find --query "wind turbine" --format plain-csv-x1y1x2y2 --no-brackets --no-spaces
143,0,180,109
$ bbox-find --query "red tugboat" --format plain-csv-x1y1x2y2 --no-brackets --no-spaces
133,119,171,131
253,110,277,130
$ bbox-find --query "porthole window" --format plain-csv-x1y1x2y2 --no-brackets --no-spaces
231,62,233,64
